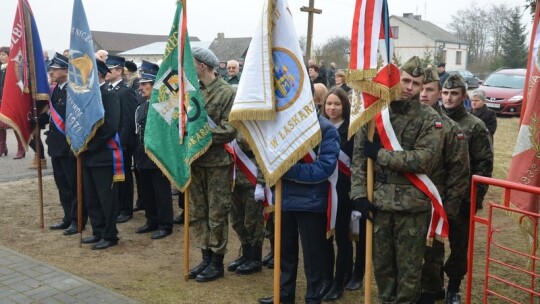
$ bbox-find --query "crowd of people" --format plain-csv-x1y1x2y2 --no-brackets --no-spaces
0,41,498,304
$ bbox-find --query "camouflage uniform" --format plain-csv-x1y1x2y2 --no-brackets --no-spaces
443,102,493,285
421,103,470,293
190,77,237,255
230,133,265,248
350,98,444,303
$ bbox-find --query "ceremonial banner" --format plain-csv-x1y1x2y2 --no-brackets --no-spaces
0,0,49,146
229,0,321,187
66,0,104,155
507,3,540,214
145,0,212,191
347,0,401,139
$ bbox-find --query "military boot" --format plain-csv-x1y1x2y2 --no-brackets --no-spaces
188,249,212,279
196,253,224,282
227,244,250,271
417,292,436,304
236,245,262,275
262,239,274,266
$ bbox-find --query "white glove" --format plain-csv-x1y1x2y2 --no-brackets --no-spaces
349,211,362,237
254,184,265,201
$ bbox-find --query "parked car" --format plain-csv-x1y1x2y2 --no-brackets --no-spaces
448,70,480,88
478,68,526,116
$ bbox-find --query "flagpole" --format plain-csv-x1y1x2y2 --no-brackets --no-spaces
364,120,375,303
183,188,190,281
22,1,44,229
273,179,282,304
77,156,83,246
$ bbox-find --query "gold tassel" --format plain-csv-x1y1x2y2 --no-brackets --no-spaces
229,108,276,121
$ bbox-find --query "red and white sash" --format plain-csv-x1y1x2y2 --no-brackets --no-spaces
338,150,351,177
303,150,338,238
375,109,448,242
231,140,273,219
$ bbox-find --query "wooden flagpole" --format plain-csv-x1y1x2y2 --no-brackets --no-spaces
183,188,190,281
34,125,44,229
273,179,282,303
77,156,83,246
364,120,375,303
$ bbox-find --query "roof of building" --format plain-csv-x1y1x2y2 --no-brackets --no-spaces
118,41,212,56
91,31,200,55
392,14,468,45
208,33,251,62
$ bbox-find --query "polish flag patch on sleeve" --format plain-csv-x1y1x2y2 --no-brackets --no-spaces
456,130,465,140
435,121,443,129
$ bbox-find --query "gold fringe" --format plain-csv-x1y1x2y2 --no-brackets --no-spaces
348,69,377,82
67,118,105,156
35,93,50,101
229,108,276,122
231,120,322,187
113,174,125,183
264,205,275,214
0,114,30,148
426,237,433,247
360,81,401,101
326,228,335,239
347,98,390,139
349,232,360,242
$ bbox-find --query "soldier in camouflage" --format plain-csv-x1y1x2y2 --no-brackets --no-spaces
227,132,266,275
442,74,494,304
418,69,470,304
188,47,238,283
350,56,444,303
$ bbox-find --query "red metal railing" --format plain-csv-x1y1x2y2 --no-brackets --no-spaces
466,175,540,303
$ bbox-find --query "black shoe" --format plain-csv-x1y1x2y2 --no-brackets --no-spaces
262,251,274,266
319,280,332,298
322,283,344,301
151,229,172,239
196,253,224,282
63,224,82,236
236,246,262,275
417,292,436,304
227,244,250,272
258,296,294,304
188,249,212,279
173,214,184,225
91,239,118,250
136,224,158,234
116,214,132,223
49,221,70,230
133,205,143,212
344,276,363,290
435,289,446,301
267,256,274,269
446,292,461,304
81,235,101,244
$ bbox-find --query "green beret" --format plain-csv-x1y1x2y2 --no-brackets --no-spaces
401,56,423,77
423,68,439,84
192,47,219,68
443,74,467,89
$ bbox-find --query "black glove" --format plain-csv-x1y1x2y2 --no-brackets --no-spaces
353,197,377,221
363,138,381,161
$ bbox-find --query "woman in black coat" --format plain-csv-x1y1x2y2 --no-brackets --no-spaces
470,89,497,137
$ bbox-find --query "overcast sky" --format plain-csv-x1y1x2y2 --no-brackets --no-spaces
0,0,531,55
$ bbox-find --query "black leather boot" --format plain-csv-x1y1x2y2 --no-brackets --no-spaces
227,244,250,271
236,245,262,274
196,253,225,282
188,249,212,279
319,279,332,298
322,281,344,301
262,239,274,266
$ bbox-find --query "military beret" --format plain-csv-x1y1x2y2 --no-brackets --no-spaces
49,52,69,69
106,54,125,69
192,47,219,68
401,56,423,77
125,60,137,72
443,74,467,89
96,59,111,76
423,68,439,84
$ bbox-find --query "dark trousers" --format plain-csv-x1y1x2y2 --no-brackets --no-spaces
444,216,469,284
51,156,86,224
118,147,133,216
29,136,45,159
323,198,353,285
280,211,326,303
83,166,119,241
139,168,173,230
351,218,367,280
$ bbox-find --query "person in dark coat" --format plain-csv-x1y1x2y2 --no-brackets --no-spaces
46,53,87,235
133,61,174,240
470,89,497,137
309,64,327,87
105,55,139,224
437,63,449,87
81,59,122,250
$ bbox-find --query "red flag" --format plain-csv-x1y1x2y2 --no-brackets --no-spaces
0,0,49,147
507,4,540,213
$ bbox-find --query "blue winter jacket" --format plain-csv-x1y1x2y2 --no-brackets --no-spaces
281,115,341,213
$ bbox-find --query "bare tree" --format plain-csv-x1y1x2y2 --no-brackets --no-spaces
312,36,350,70
488,4,514,59
449,5,490,66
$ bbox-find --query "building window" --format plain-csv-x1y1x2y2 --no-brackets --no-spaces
456,51,462,65
391,26,399,39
